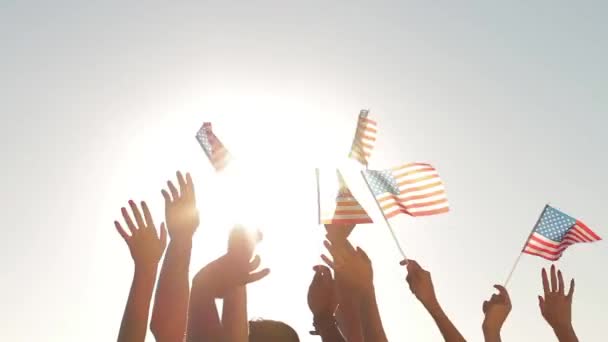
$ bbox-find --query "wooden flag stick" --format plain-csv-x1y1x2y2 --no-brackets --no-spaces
504,204,549,287
360,170,407,260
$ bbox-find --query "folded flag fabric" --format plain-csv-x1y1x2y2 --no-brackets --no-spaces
523,205,601,261
319,169,373,225
195,122,231,171
348,109,377,166
363,163,449,218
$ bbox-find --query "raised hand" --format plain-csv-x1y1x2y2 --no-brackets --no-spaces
308,265,338,317
115,200,167,267
402,259,437,307
482,285,511,341
194,226,270,298
323,241,384,341
162,171,199,240
322,240,373,294
151,171,198,341
539,265,577,341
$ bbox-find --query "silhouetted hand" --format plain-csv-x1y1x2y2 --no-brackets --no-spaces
539,265,577,340
324,223,356,243
115,200,167,267
193,226,269,298
402,259,437,307
227,225,262,262
482,285,511,337
161,171,199,241
322,240,373,294
308,265,338,316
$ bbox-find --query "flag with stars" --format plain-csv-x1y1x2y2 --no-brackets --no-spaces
195,122,231,171
362,163,449,218
348,109,377,166
523,205,601,261
318,169,373,225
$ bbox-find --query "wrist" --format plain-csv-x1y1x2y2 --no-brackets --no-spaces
421,297,441,312
313,313,337,332
552,323,575,338
482,325,501,341
134,263,159,275
169,235,193,246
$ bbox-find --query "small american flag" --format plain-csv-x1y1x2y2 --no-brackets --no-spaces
523,205,601,261
348,110,377,166
195,122,231,171
320,170,372,225
363,163,449,218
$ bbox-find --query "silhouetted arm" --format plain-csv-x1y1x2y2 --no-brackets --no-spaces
222,286,248,342
424,300,466,342
314,313,346,342
115,201,167,342
151,172,200,342
359,285,388,342
403,259,465,342
187,276,224,342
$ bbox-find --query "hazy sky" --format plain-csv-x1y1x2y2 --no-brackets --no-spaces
1,1,607,341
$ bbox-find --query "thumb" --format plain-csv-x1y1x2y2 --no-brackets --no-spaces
537,295,545,313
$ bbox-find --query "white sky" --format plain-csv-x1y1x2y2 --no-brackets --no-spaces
1,1,607,341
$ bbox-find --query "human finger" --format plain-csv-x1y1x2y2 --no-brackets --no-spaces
121,207,136,234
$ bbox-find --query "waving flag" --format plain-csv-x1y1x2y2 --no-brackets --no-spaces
348,110,377,166
318,169,372,225
523,205,601,261
362,163,449,218
195,122,231,171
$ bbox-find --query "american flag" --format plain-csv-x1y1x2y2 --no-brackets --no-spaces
363,163,449,218
348,110,377,166
523,205,601,261
195,122,231,171
320,170,372,225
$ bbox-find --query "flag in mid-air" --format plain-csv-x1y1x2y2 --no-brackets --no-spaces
523,205,601,261
196,122,231,171
318,169,372,225
348,110,377,166
363,163,449,218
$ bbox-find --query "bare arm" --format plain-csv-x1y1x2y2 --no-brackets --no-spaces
188,227,269,342
359,283,388,342
187,277,224,342
222,286,248,342
423,301,466,342
322,240,385,342
151,171,200,342
403,259,465,342
307,265,345,342
324,226,364,342
115,201,167,342
118,267,158,342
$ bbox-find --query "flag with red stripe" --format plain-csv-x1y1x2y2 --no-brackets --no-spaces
523,205,601,261
195,122,231,172
348,110,377,166
363,163,449,218
319,169,372,225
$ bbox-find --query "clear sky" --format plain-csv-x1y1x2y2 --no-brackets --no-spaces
1,1,606,341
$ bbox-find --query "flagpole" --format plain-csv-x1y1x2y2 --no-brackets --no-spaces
315,168,321,225
360,170,407,260
504,204,549,287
